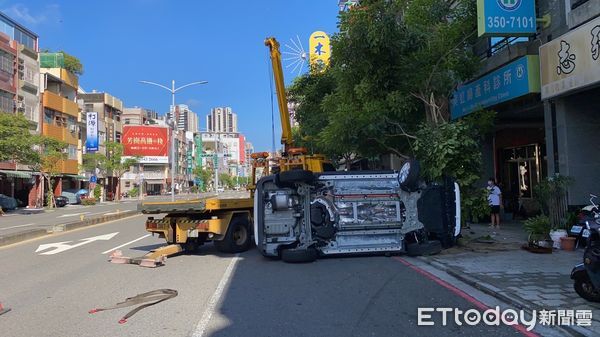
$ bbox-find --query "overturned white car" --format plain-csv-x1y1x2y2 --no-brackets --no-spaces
254,161,461,262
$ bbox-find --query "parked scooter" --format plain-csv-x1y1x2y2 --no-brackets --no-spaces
571,194,600,302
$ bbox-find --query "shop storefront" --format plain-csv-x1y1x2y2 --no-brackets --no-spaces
540,15,600,205
452,55,545,215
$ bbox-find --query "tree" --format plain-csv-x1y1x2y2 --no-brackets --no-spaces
105,142,139,201
219,173,234,189
193,166,213,191
61,50,84,76
34,137,68,208
0,112,39,164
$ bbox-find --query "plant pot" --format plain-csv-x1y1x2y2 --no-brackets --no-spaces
560,236,577,251
550,229,568,249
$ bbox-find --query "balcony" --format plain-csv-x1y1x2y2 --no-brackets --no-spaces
45,68,79,89
43,91,79,117
42,123,78,145
62,159,78,174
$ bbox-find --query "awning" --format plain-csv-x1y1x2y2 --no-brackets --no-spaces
63,174,87,180
0,170,34,179
144,179,165,185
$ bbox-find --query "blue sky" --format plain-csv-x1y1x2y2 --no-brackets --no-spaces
2,0,340,151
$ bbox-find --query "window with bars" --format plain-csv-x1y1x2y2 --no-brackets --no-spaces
0,91,13,113
0,51,14,74
68,145,77,160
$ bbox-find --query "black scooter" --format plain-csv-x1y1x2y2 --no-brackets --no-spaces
571,194,600,302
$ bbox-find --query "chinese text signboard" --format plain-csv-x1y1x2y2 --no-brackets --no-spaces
451,55,540,119
122,126,169,164
309,31,331,72
540,16,600,99
477,0,537,37
85,112,99,152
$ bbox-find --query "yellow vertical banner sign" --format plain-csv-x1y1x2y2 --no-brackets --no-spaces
309,31,331,72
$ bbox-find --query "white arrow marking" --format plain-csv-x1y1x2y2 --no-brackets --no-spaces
35,232,119,255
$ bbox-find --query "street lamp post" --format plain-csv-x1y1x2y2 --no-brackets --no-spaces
139,80,208,201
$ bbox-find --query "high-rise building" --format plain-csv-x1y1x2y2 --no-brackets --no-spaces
166,104,199,133
206,107,237,133
0,12,40,207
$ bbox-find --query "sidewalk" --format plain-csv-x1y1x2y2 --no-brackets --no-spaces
421,221,600,337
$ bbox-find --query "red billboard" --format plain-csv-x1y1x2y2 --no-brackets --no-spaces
122,126,169,163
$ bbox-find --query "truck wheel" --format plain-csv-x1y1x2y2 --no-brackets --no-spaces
214,217,251,253
276,170,314,187
281,247,318,263
406,240,442,256
399,160,420,192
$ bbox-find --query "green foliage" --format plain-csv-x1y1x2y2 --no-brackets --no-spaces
129,187,139,197
219,173,234,189
81,152,107,175
286,0,480,165
61,50,84,75
104,142,139,201
193,167,213,191
524,215,551,242
414,110,496,224
0,112,39,164
533,174,573,230
93,184,102,200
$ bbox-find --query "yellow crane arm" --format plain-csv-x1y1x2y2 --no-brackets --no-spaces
265,37,293,153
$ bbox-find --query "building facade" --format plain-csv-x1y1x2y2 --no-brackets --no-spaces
0,12,40,207
451,0,600,213
79,91,124,200
40,53,83,197
206,106,238,133
122,106,158,126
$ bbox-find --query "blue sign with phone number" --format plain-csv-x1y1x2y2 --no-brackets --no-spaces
477,0,537,37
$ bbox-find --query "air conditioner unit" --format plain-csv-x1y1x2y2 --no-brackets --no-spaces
16,101,25,110
69,125,77,133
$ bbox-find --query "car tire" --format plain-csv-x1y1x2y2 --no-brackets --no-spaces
276,170,314,187
406,240,442,256
399,159,420,192
214,216,251,253
281,247,318,263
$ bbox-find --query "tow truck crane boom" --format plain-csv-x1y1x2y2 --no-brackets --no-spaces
265,37,293,153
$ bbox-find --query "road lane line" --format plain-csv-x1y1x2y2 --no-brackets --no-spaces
0,223,36,231
393,257,539,337
101,234,152,254
190,255,240,337
57,212,91,218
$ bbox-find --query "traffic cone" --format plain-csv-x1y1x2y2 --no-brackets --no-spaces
0,301,11,315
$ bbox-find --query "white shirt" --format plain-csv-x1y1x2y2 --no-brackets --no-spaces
487,186,501,206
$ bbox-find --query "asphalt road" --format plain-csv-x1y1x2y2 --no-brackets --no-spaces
0,212,564,337
0,191,240,237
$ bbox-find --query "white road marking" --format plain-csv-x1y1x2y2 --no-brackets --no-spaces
57,212,90,218
0,223,36,231
190,255,240,337
101,234,152,254
35,232,119,255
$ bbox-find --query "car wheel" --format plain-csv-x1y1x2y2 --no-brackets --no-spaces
281,247,318,263
406,240,442,256
399,160,420,192
276,170,314,187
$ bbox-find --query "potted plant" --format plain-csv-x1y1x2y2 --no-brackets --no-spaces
524,215,552,252
534,175,573,249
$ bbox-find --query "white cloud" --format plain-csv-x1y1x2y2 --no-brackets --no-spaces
2,3,61,26
185,98,201,107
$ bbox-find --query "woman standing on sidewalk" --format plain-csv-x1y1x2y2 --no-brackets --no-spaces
487,178,502,229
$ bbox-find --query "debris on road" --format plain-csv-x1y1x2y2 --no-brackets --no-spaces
89,289,178,324
0,301,11,315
